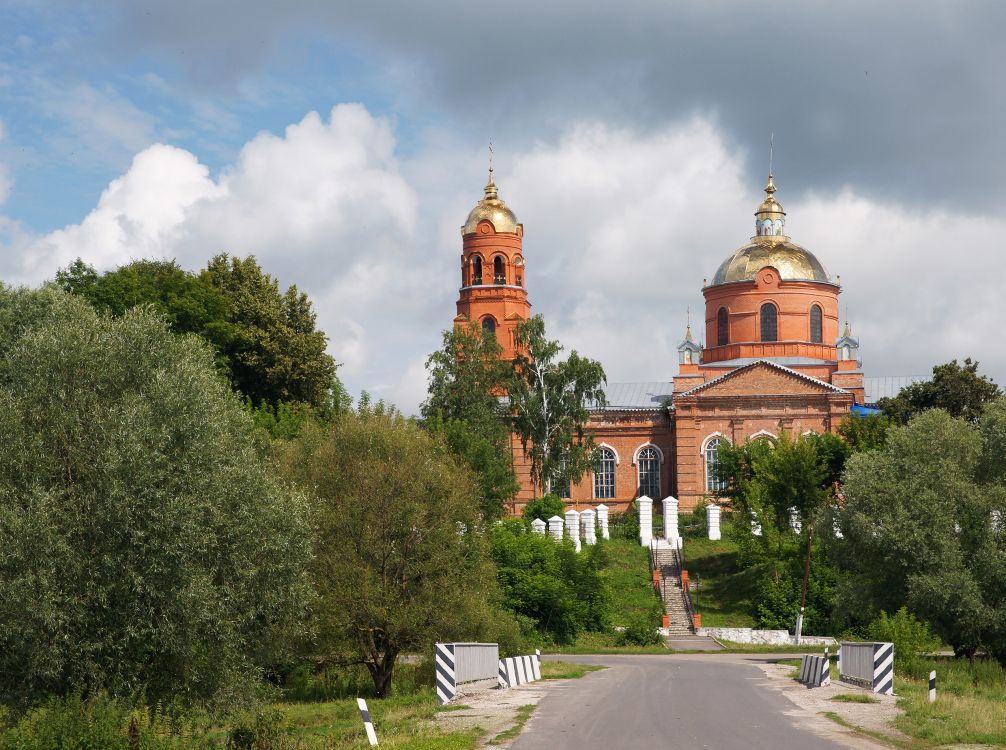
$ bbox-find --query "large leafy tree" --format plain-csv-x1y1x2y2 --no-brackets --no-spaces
879,358,1001,425
422,322,518,518
509,315,607,496
0,287,312,710
56,256,340,412
275,411,508,697
203,253,337,409
839,407,1006,661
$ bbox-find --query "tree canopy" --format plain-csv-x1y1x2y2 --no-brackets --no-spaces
422,322,518,518
839,406,1006,661
56,255,339,412
509,315,607,496
275,410,513,697
879,358,1001,425
0,287,312,710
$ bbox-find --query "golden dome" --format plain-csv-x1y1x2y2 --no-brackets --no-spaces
710,174,831,285
463,171,519,234
712,239,831,285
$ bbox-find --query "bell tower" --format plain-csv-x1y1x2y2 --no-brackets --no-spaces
454,167,531,360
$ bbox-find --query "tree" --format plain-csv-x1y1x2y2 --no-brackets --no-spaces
56,256,341,412
0,287,312,710
716,431,839,636
839,408,1006,660
422,323,518,518
879,358,1001,425
203,254,337,410
509,315,607,496
275,413,508,697
837,412,890,452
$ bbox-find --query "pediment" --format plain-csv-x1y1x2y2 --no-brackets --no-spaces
684,361,846,398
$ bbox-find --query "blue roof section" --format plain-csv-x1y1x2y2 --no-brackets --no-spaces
590,381,675,411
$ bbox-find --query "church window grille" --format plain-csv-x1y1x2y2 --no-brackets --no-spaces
482,317,496,336
472,256,482,285
810,304,823,343
760,303,778,342
705,437,727,493
717,307,729,347
493,256,506,284
593,447,616,499
637,447,660,499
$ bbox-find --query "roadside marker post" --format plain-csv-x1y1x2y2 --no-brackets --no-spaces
928,671,936,703
357,698,379,746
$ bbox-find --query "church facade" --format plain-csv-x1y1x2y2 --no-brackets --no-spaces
452,169,865,513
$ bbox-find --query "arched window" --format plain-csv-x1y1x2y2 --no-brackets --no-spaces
472,256,482,285
717,307,729,347
810,304,823,344
482,317,496,336
705,437,727,493
637,446,661,499
593,447,616,499
760,303,778,342
493,255,505,284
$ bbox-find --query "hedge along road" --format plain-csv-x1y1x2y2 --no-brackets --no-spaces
510,654,889,750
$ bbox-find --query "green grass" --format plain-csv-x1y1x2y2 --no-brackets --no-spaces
539,661,606,679
678,536,761,628
545,631,669,654
278,692,483,749
603,538,663,627
892,657,1006,747
831,693,879,704
487,705,535,745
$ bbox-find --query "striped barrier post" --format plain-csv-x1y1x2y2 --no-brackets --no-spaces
435,643,456,706
498,652,543,689
799,654,810,683
928,670,936,703
873,642,894,695
357,698,379,746
819,649,831,687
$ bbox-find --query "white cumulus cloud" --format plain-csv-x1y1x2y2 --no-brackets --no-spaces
2,105,1003,414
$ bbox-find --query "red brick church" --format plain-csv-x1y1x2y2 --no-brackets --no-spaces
452,168,868,513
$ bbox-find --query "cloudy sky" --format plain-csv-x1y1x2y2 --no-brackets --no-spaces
2,1,1004,412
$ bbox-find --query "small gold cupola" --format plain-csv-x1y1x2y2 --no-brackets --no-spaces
463,166,520,235
754,174,787,239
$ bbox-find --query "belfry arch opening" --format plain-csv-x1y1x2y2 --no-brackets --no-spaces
493,255,505,284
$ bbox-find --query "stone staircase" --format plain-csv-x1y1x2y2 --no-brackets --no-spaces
653,542,694,636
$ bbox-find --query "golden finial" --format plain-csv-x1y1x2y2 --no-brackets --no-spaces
765,133,776,195
484,141,498,199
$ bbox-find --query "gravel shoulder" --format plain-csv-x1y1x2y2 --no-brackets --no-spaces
434,676,593,748
753,659,908,747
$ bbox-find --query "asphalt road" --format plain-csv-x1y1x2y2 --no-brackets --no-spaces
510,654,874,750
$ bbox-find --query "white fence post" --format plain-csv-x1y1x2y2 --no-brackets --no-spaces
530,518,546,535
663,496,679,546
706,503,721,541
548,515,564,542
581,509,597,545
596,504,610,540
565,509,581,552
638,496,653,547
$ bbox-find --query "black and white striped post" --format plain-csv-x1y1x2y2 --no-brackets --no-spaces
873,642,894,696
928,670,936,703
435,643,457,706
357,698,379,746
820,647,831,687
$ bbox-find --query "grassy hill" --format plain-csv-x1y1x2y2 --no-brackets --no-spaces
679,534,761,628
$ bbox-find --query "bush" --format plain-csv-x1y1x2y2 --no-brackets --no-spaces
489,520,611,643
608,506,640,540
521,495,566,523
618,615,661,646
679,504,708,540
0,694,215,750
866,607,942,676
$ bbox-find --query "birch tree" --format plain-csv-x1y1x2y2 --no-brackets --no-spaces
508,316,607,496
